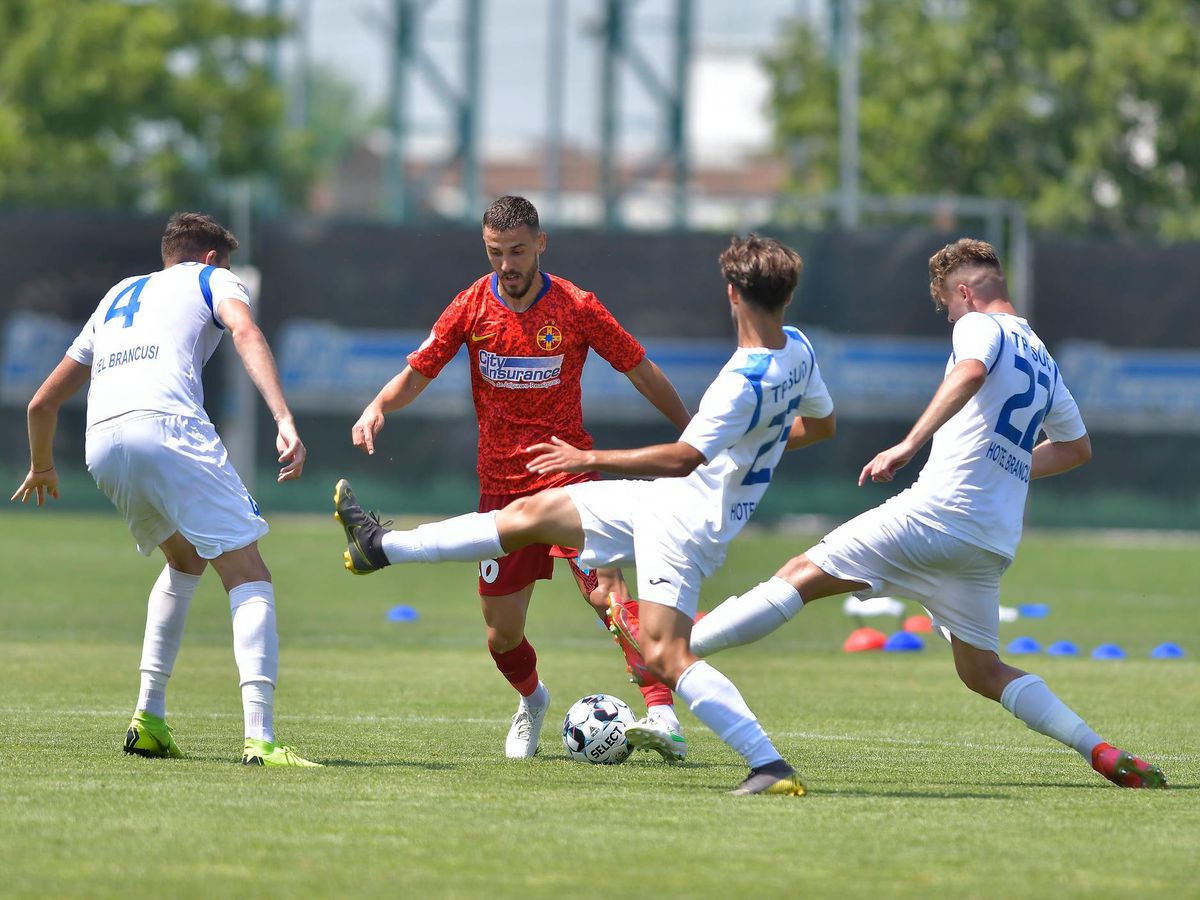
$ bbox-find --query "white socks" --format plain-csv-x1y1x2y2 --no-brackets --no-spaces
136,565,201,718
675,660,781,768
229,580,279,743
522,681,550,710
690,577,803,658
647,704,680,730
381,511,505,564
1000,673,1102,759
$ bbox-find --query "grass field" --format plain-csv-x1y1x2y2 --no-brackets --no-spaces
1,510,1196,898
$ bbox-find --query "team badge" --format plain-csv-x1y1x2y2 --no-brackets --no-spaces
536,324,562,351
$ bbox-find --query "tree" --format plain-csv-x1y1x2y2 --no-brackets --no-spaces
0,0,317,212
767,0,1200,239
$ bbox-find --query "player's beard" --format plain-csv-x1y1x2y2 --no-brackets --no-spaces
502,257,539,300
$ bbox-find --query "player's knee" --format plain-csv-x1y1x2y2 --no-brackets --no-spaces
955,653,1007,701
487,627,523,654
641,640,689,685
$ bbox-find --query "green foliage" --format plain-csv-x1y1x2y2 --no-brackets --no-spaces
0,0,327,212
768,0,1200,238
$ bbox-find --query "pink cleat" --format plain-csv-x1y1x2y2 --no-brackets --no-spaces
1091,742,1167,789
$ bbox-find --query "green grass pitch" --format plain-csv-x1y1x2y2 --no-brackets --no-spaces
1,510,1196,898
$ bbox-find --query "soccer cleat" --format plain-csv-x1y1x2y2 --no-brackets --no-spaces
625,716,688,763
242,738,323,768
333,478,391,574
123,710,184,759
606,595,660,687
729,759,807,796
505,686,550,759
1091,742,1167,789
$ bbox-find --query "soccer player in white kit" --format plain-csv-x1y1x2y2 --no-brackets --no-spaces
690,238,1166,790
335,234,836,794
11,212,320,768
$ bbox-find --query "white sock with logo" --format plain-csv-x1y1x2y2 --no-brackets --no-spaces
1000,673,1103,759
674,660,781,768
690,577,802,658
381,511,504,564
647,704,680,730
136,565,201,719
229,581,278,743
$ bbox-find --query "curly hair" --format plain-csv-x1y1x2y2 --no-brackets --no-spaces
928,238,1003,307
482,195,540,233
718,234,803,311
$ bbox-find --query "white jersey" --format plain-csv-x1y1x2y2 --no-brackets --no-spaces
67,261,251,430
650,326,834,575
895,312,1086,559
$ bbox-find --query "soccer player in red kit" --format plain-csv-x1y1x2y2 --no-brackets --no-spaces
348,195,692,759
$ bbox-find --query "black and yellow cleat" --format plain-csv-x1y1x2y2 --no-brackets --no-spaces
333,478,391,574
729,759,807,796
123,711,184,759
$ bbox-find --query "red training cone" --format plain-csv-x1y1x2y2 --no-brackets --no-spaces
843,627,887,653
903,614,933,633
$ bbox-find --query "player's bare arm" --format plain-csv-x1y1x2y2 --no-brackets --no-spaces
623,357,691,431
10,356,91,505
1031,434,1092,479
219,297,306,483
352,365,433,455
785,411,837,450
860,358,987,485
525,435,704,478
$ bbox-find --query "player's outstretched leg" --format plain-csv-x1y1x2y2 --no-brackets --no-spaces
123,710,184,759
505,681,550,759
334,479,392,574
606,595,659,687
607,596,688,762
1091,743,1167,789
242,738,323,768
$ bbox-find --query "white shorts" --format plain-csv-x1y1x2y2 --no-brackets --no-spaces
85,414,268,559
563,479,706,618
806,505,1010,653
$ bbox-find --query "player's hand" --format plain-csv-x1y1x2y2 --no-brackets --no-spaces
526,436,591,475
276,418,306,483
858,443,914,486
10,467,59,506
352,406,385,455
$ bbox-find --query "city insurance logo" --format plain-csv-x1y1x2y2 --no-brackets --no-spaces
536,324,562,352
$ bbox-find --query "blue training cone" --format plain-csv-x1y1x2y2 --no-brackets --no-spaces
1091,643,1126,660
1006,636,1041,655
1046,640,1079,657
883,631,924,652
1017,603,1050,618
387,604,420,622
1150,642,1185,659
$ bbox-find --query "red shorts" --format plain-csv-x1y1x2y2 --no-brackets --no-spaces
477,473,600,597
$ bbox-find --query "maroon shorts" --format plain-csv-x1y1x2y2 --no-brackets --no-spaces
477,473,600,597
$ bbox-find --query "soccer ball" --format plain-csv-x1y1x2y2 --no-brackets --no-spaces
561,694,636,764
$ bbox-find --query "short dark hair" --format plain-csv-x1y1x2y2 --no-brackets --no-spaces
161,212,239,265
928,238,1005,308
718,234,803,311
482,195,540,233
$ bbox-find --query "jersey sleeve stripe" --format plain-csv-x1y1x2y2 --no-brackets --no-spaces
198,265,225,331
734,353,771,433
986,315,1005,374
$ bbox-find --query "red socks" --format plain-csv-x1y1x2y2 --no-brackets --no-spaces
489,637,540,697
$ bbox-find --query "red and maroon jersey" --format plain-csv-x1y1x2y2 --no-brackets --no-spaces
408,272,645,494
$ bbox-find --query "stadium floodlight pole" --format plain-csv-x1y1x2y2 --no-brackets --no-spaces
225,181,259,494
545,0,567,221
837,0,860,230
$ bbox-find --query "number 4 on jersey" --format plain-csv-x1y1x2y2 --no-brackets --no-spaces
104,276,150,328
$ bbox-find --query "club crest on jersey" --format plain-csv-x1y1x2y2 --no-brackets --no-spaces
536,324,562,351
